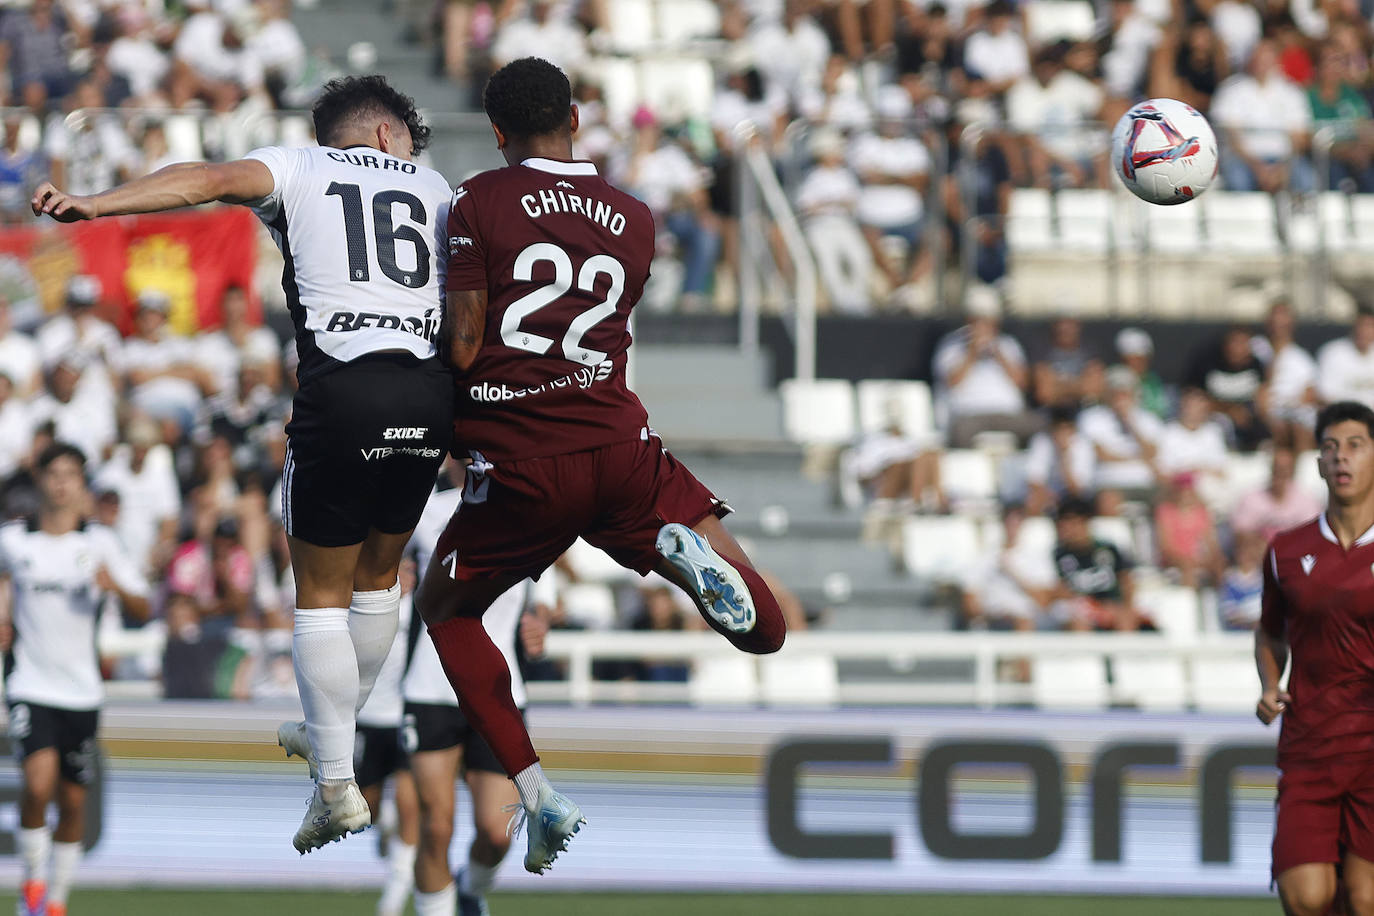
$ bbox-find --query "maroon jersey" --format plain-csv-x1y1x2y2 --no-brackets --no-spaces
1262,514,1374,768
445,157,655,462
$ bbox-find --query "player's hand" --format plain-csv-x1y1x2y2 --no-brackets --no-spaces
31,182,99,222
520,610,549,658
1256,689,1289,725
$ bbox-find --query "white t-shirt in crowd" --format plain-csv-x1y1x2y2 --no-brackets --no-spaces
1006,70,1105,162
1211,73,1311,160
28,392,116,465
1078,404,1164,490
796,164,861,218
749,17,831,99
0,328,40,393
174,12,265,89
490,15,587,73
933,326,1027,418
0,518,150,710
1254,339,1317,412
1317,337,1374,407
623,144,704,215
1211,0,1263,68
95,444,181,575
966,536,1058,620
196,326,281,395
0,397,30,479
849,133,929,228
1155,420,1229,477
963,28,1030,85
121,331,203,417
107,34,170,98
1024,430,1096,495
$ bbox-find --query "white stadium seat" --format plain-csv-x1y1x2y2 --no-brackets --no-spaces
1031,654,1109,710
589,57,641,127
759,654,839,706
639,58,715,122
1202,191,1280,254
1142,197,1204,254
689,655,758,706
1189,655,1261,713
902,516,982,583
1024,0,1097,44
939,449,998,508
655,0,720,44
1349,193,1374,252
1111,653,1188,711
1055,189,1114,253
605,0,655,51
779,378,857,445
855,379,935,439
1090,516,1135,558
1218,452,1271,515
1137,585,1200,642
1007,188,1053,252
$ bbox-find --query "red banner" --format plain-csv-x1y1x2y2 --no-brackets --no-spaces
0,207,260,335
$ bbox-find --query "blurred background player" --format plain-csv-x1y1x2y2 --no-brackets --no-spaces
1259,401,1374,916
419,56,788,875
32,75,456,852
0,442,150,916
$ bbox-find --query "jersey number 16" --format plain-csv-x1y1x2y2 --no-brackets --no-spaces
326,182,431,289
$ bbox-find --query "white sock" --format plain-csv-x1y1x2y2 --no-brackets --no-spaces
412,882,455,916
377,840,416,916
49,841,81,905
292,606,358,782
17,826,50,884
350,581,401,715
462,858,499,896
514,762,547,812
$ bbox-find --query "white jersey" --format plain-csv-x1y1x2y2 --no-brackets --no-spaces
245,145,453,384
403,486,530,708
0,519,150,710
356,590,413,727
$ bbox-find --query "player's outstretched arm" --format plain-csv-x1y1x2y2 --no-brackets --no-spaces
439,288,487,372
32,160,275,222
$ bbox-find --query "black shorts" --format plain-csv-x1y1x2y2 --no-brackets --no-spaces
354,723,407,788
283,352,454,547
402,702,515,775
7,701,99,785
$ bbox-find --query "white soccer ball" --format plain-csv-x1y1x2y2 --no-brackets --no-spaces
1111,97,1218,206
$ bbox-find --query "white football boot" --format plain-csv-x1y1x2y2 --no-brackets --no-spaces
293,781,371,854
507,782,586,874
655,523,756,633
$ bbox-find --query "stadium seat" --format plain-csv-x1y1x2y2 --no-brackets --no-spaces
605,0,655,51
779,378,857,445
1219,452,1271,515
855,379,935,439
1110,653,1189,711
689,655,759,706
560,583,619,630
1006,188,1054,252
759,654,839,706
1189,655,1262,712
1024,0,1097,44
939,449,998,509
1349,194,1374,252
1055,189,1114,253
1202,192,1280,254
655,0,720,44
589,57,641,127
1090,516,1135,558
1031,654,1109,709
1142,197,1204,254
639,57,715,122
901,516,982,583
1137,585,1199,642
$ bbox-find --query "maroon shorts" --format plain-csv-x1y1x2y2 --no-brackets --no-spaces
436,433,728,581
1273,759,1374,879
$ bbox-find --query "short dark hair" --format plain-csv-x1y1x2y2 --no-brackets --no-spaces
1056,496,1095,521
313,75,430,153
483,57,572,141
1316,401,1374,442
37,441,86,472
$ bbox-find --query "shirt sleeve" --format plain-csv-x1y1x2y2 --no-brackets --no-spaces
242,146,296,221
446,183,487,292
94,527,150,600
1260,544,1286,638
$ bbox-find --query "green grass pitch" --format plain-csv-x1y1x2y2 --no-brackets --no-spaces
0,890,1276,915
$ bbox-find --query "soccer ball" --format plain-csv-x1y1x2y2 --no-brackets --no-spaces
1111,98,1218,205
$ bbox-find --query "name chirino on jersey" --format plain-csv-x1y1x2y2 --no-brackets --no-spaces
517,186,628,236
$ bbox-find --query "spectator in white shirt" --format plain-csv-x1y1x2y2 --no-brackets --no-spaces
36,275,122,411
95,416,181,576
961,0,1029,99
43,78,140,197
750,0,831,102
1024,406,1096,515
490,0,588,74
962,503,1057,632
1317,306,1374,408
850,85,931,302
196,285,281,396
1253,299,1317,450
796,128,873,314
173,7,266,109
246,0,307,96
28,354,117,465
1211,38,1314,192
0,371,31,481
1078,365,1163,496
1155,386,1228,487
932,285,1039,446
106,5,171,103
0,296,40,398
1006,44,1107,189
121,290,215,433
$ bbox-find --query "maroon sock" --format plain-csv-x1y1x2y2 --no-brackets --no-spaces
725,563,787,655
427,615,538,776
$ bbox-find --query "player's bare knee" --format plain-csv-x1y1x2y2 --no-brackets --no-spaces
1280,886,1336,916
473,816,511,857
1348,881,1374,916
420,814,453,851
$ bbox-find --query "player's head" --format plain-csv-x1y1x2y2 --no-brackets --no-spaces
36,441,87,512
483,57,577,158
312,75,430,160
1316,401,1374,504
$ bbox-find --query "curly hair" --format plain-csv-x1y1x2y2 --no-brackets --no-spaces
312,75,431,153
483,57,571,140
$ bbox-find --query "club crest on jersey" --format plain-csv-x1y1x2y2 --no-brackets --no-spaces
1301,554,1316,575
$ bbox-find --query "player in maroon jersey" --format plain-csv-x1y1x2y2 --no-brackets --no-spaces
416,57,788,875
1259,400,1374,916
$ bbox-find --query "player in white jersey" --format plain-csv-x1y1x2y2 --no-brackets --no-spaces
0,443,150,916
32,76,458,852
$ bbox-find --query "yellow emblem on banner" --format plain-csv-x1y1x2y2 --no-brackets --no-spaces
125,234,197,334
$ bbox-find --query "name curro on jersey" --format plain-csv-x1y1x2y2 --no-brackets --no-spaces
325,149,418,173
519,188,627,236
